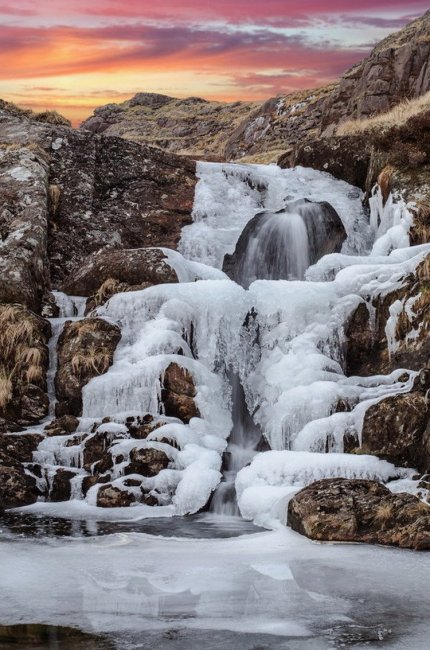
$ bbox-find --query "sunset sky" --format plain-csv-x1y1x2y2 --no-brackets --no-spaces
0,1,427,124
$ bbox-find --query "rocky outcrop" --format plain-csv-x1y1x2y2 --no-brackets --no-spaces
96,484,134,508
344,253,430,376
288,478,430,550
81,93,258,159
358,375,430,472
0,304,51,432
0,433,42,508
229,12,430,162
0,108,197,290
125,447,170,477
0,142,49,311
162,363,200,423
55,318,121,417
62,247,177,297
223,199,346,287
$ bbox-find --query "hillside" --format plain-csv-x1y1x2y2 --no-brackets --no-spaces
80,11,430,163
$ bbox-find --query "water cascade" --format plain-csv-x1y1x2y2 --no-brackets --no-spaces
22,162,421,522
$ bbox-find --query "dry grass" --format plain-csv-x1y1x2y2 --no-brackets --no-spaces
337,91,430,136
71,344,111,377
93,278,122,307
374,502,395,523
0,304,46,411
0,367,13,409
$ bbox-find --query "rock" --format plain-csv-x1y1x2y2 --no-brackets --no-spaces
62,247,178,297
360,392,430,472
84,279,152,314
223,199,346,287
0,304,51,431
81,427,128,473
288,478,430,549
0,433,43,463
161,363,200,423
0,465,39,509
49,468,77,502
55,318,121,417
125,447,170,477
96,484,134,508
282,135,371,189
0,110,197,289
0,142,49,311
44,415,80,437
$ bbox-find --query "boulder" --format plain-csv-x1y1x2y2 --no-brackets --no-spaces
44,415,80,437
49,468,77,502
223,199,346,287
288,478,430,549
162,363,200,423
62,247,177,297
0,433,43,463
55,318,121,417
96,484,134,508
0,465,39,509
360,391,430,472
125,447,170,477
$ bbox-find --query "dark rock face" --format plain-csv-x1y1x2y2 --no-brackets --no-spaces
162,363,200,423
62,247,178,297
0,433,43,463
288,478,430,550
223,199,346,287
0,304,51,432
360,391,430,472
55,318,121,417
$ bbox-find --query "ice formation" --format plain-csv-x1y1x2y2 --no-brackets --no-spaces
23,161,429,521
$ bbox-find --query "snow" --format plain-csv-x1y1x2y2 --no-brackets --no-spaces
1,526,430,647
236,450,402,525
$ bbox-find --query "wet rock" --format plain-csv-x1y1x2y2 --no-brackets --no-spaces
161,363,200,423
96,484,134,508
223,199,346,287
360,392,430,471
0,465,39,509
63,247,178,297
82,430,126,473
344,302,375,376
125,447,170,477
44,415,80,437
55,318,121,417
288,478,430,549
49,468,77,502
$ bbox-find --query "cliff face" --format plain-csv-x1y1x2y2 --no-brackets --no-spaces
80,12,430,163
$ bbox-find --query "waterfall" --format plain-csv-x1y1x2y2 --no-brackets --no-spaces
210,372,264,515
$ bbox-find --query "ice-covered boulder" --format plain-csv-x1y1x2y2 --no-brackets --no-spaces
288,478,430,550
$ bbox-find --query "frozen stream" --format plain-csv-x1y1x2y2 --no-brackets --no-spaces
2,163,430,647
1,523,430,648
